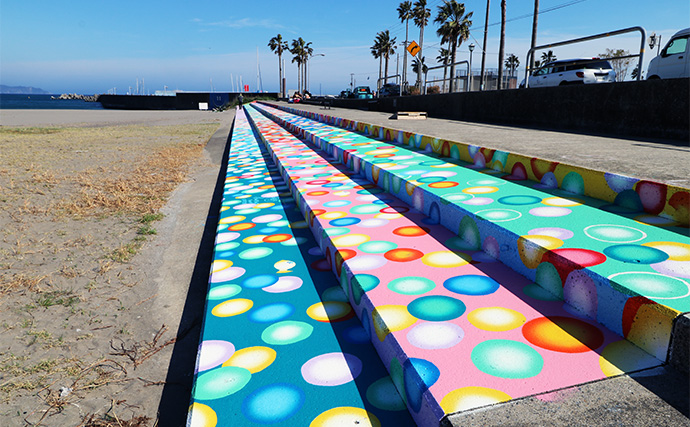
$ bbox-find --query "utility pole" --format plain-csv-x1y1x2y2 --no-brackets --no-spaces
480,0,490,91
350,73,354,91
530,0,539,71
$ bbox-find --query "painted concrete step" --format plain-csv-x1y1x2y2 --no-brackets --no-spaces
188,108,415,426
251,102,690,365
243,104,663,426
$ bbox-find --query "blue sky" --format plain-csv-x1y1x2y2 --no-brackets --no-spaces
1,0,687,94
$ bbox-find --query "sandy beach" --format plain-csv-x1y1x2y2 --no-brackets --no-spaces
0,108,232,426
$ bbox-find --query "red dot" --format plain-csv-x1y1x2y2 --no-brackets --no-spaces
380,206,409,214
384,248,424,262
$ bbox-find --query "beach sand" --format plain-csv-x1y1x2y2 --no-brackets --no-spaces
0,109,232,425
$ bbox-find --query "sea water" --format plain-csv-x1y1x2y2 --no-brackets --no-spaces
0,94,104,110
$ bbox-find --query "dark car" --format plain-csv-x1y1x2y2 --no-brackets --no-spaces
379,83,403,97
339,89,353,99
353,86,373,99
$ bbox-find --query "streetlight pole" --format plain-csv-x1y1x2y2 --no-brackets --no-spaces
468,43,475,92
308,53,325,94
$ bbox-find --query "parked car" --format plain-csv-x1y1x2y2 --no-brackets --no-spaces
521,58,616,88
339,89,353,98
378,83,403,97
353,86,374,99
647,28,689,79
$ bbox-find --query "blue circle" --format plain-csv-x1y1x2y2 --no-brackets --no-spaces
407,296,466,321
603,244,669,264
404,358,440,412
242,383,305,423
258,226,280,234
322,183,343,188
498,195,542,205
444,275,500,296
342,326,370,344
323,200,351,208
242,274,279,289
248,303,295,323
330,217,361,227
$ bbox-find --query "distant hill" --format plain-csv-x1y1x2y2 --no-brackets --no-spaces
0,85,49,94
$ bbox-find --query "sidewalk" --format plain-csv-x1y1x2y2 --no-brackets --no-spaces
284,101,690,189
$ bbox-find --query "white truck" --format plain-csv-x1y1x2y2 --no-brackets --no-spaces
647,28,689,79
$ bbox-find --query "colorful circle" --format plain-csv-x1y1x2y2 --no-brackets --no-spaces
407,296,466,321
523,316,604,353
306,301,353,322
471,340,544,378
528,227,574,240
238,247,273,260
384,248,424,262
366,377,407,411
406,322,464,349
444,275,500,296
188,402,217,427
642,241,690,261
248,302,294,323
393,226,429,237
242,274,279,289
242,383,304,423
261,321,314,345
603,244,669,264
222,346,276,373
542,197,583,207
584,224,646,243
262,276,303,293
529,206,572,217
498,195,542,205
421,251,471,268
346,255,388,272
359,240,398,253
193,366,251,400
608,272,689,299
476,209,522,222
372,305,418,341
332,233,370,247
468,307,526,331
262,233,293,243
301,352,362,386
310,407,381,427
208,284,242,300
440,386,512,413
197,340,235,372
463,186,499,194
211,299,253,317
387,276,435,295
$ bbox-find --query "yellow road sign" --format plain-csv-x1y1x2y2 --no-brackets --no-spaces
407,41,420,57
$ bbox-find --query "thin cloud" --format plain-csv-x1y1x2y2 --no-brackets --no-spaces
196,17,286,30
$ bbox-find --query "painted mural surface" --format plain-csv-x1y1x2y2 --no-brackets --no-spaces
254,102,690,362
243,104,663,425
187,109,415,426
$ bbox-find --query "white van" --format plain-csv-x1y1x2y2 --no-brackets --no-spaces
647,28,689,79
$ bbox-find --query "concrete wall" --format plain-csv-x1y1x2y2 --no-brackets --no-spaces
99,92,279,110
314,79,689,141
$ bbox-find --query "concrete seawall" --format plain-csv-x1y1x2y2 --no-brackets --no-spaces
313,78,689,141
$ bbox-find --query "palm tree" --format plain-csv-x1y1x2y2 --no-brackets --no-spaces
505,53,520,77
371,36,383,91
497,0,506,90
411,56,428,76
540,50,557,65
398,1,413,88
480,0,490,90
290,38,306,93
437,47,450,92
302,41,313,92
412,0,431,89
530,0,539,71
435,0,473,93
268,34,288,97
377,30,397,86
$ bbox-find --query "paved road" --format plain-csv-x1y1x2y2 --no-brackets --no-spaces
281,101,690,189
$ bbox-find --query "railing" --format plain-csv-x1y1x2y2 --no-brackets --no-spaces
424,61,470,94
524,26,647,88
376,74,403,97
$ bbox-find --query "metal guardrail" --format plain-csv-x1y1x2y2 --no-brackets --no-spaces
377,74,403,97
424,61,470,94
524,26,647,88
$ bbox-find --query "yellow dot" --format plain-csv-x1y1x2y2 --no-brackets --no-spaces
372,305,417,342
243,235,268,244
517,235,564,269
468,307,526,331
332,234,370,247
211,299,253,317
542,197,583,207
222,346,276,373
641,241,690,261
441,386,512,413
306,301,353,322
310,407,381,427
321,211,347,220
211,260,233,273
219,215,246,224
188,402,217,427
421,251,471,268
255,203,275,209
463,186,499,194
333,191,351,197
374,213,403,220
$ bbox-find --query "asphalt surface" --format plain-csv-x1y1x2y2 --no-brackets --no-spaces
278,100,690,189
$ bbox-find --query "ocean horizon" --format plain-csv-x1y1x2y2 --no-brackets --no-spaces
0,94,104,110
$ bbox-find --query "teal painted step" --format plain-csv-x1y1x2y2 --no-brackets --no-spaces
188,109,415,426
251,102,690,362
243,104,662,426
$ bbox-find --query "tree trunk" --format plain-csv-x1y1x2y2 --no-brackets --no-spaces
384,55,390,85
403,21,409,86
480,0,490,91
378,55,383,91
497,0,506,90
530,0,539,71
278,53,283,97
449,41,457,93
442,45,448,93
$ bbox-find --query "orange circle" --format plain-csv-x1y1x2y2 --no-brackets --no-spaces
522,316,604,353
307,191,329,196
262,234,293,243
338,249,358,260
228,222,256,231
429,181,459,189
384,248,424,262
393,226,429,237
374,154,394,158
312,209,326,216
